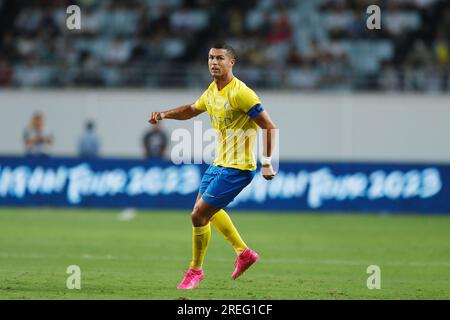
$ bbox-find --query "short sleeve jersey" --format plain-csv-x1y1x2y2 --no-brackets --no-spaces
194,77,262,171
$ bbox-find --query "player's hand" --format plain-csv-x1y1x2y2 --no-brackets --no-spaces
148,112,165,124
261,164,276,180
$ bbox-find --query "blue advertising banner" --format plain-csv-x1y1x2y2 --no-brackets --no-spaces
0,156,448,213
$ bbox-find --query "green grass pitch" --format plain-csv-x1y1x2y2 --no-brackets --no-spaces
0,208,449,299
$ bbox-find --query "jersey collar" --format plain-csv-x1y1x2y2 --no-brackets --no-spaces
215,76,236,93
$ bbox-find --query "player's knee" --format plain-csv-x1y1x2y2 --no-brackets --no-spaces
191,207,208,226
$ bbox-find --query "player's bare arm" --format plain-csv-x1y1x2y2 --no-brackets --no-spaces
148,104,205,124
253,111,277,180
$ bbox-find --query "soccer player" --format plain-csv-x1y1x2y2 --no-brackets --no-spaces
148,43,277,290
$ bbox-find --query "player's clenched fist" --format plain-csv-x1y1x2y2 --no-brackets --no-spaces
148,112,165,124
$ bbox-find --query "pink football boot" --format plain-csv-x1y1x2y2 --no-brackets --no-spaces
231,248,260,280
177,268,204,289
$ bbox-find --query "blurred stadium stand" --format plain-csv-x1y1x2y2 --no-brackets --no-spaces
0,0,449,91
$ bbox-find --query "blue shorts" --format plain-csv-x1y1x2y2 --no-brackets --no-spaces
199,165,256,208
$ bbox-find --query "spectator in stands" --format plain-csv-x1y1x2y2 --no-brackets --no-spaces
142,122,168,159
78,120,100,158
23,112,53,157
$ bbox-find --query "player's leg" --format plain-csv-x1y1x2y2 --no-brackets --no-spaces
194,193,248,255
177,167,218,290
210,209,248,255
193,193,247,255
177,197,219,290
202,167,259,279
188,167,222,270
190,197,220,269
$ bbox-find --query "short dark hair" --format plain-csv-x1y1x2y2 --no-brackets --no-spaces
211,43,237,60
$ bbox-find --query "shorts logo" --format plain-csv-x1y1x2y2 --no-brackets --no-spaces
203,193,216,198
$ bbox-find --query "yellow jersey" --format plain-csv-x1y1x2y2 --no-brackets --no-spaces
194,77,262,171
